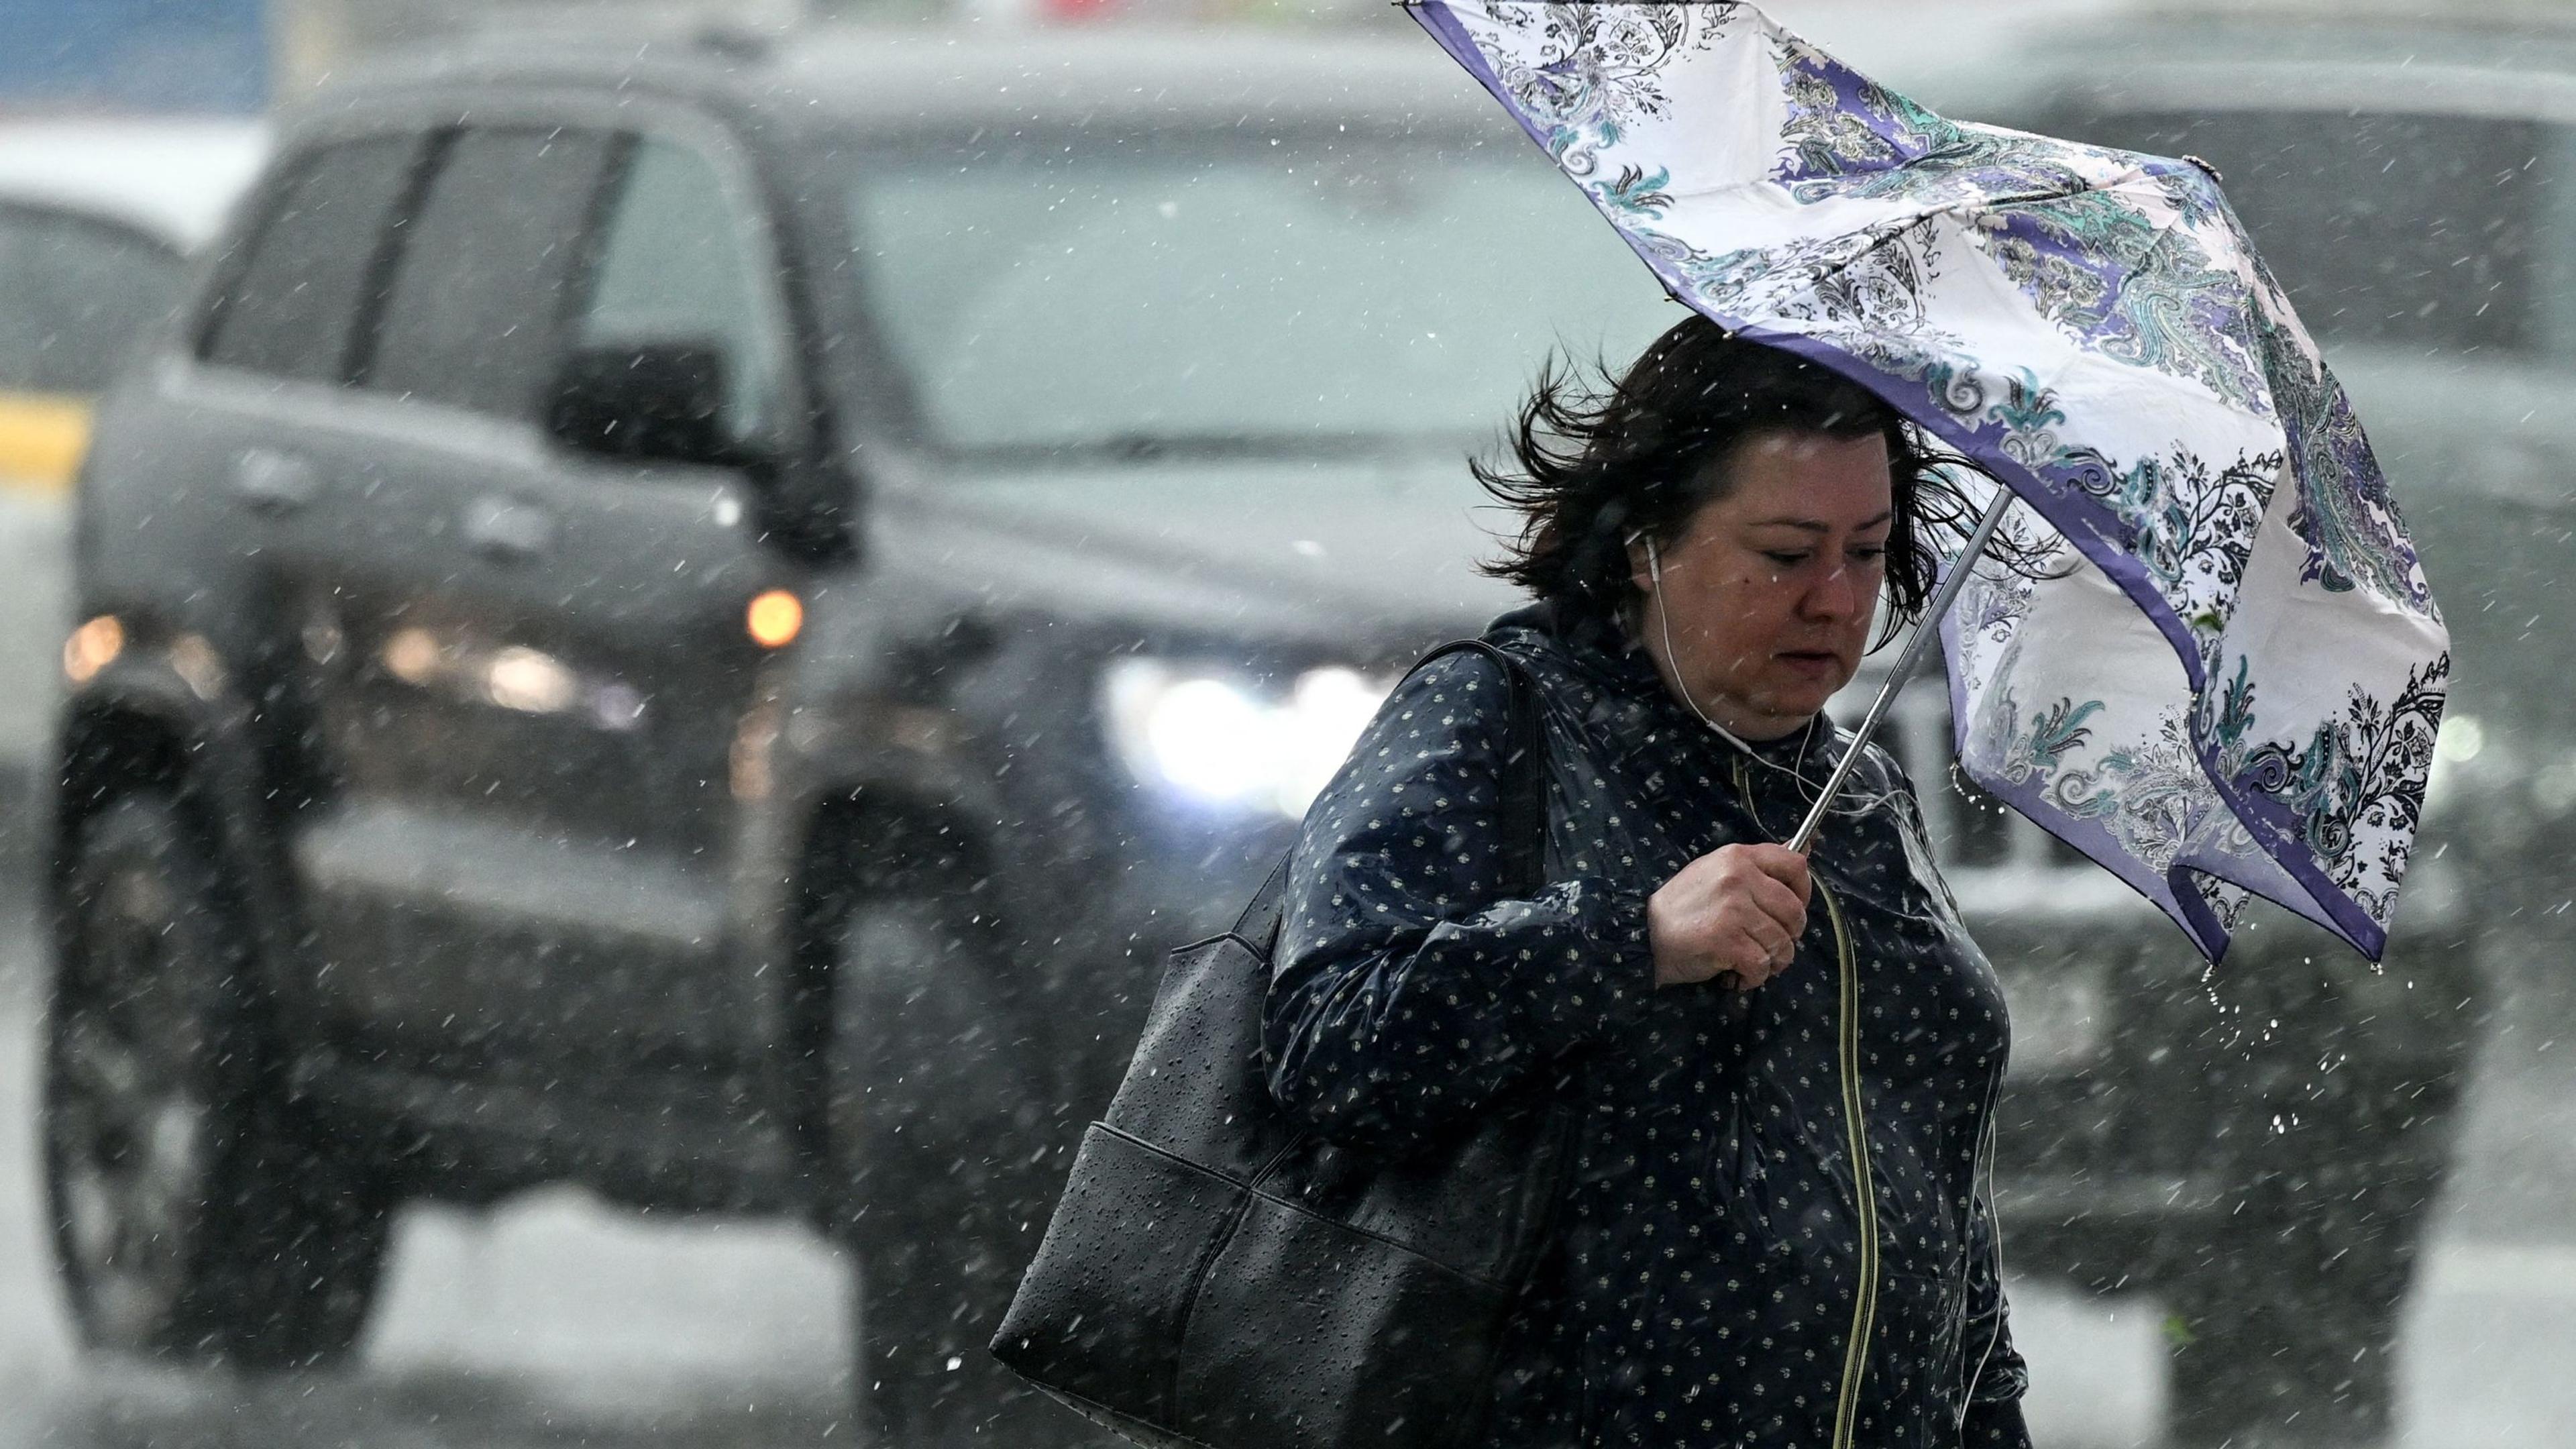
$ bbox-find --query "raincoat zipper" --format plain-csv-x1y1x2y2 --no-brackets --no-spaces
1732,755,1879,1449
1817,879,1878,1449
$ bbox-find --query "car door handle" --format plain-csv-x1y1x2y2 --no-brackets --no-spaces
229,448,321,515
464,496,555,563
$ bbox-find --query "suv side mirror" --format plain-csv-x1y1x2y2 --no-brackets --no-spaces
546,341,753,468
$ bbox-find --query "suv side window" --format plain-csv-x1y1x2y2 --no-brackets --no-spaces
573,135,786,447
201,133,421,382
362,127,614,419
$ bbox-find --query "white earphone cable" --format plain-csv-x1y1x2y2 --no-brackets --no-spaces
1642,534,1902,826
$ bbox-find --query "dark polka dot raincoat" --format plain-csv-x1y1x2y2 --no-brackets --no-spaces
1265,603,2034,1449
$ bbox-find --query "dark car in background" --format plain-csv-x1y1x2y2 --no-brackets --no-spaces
1902,8,2576,1444
0,119,267,865
40,15,2521,1448
0,119,266,494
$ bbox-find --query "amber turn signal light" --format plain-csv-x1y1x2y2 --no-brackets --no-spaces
747,590,803,649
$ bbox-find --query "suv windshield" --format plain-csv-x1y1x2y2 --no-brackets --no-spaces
841,130,1676,456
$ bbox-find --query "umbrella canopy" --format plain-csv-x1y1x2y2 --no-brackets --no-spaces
1408,0,2450,962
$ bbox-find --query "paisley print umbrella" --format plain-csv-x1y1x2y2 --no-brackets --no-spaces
1408,0,2449,963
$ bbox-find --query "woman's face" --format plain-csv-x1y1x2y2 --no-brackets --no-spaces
1627,428,1894,741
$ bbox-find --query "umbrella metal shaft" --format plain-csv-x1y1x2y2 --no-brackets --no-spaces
1786,487,2018,855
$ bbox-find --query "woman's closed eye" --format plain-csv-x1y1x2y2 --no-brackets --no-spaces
1761,545,1886,568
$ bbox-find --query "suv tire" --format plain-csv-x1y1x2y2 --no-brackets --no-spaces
44,793,392,1367
824,886,1057,1446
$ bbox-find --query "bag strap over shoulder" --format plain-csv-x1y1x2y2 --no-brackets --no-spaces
1230,637,1546,948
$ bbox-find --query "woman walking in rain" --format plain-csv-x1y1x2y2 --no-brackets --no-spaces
1265,315,2035,1448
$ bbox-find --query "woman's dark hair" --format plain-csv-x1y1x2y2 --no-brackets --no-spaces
1476,314,1992,646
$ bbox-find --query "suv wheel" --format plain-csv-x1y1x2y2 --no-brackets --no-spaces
824,887,1056,1446
44,794,392,1367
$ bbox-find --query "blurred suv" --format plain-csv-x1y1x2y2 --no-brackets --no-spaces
43,26,1671,1433
42,17,2504,1449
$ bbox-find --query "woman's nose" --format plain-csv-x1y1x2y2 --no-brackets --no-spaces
1801,562,1861,621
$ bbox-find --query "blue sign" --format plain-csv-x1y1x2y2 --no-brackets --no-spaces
0,0,268,115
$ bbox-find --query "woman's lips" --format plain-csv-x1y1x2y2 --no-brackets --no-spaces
1775,651,1841,678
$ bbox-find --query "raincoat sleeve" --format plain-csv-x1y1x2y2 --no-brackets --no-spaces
1263,647,1658,1156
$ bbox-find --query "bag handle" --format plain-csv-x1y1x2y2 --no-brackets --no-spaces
1232,638,1545,947
1432,639,1547,896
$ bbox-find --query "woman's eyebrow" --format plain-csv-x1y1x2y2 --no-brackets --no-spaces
1748,511,1896,532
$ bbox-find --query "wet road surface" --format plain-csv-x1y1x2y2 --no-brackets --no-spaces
0,902,2570,1448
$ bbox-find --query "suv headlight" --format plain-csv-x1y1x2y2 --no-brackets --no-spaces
1100,658,1391,819
2424,710,2499,820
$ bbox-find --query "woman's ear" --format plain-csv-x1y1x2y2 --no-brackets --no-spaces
1625,531,1656,596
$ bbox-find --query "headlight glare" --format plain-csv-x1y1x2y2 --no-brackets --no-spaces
1103,658,1391,819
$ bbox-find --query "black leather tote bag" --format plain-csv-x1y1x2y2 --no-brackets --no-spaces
993,639,1574,1449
